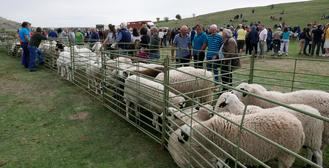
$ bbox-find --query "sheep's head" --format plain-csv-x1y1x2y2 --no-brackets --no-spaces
178,124,191,144
170,96,186,109
215,92,240,112
196,105,214,121
232,83,255,99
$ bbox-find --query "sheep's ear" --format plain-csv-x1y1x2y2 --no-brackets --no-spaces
218,101,227,108
178,131,189,144
240,88,248,97
179,102,186,109
123,71,129,78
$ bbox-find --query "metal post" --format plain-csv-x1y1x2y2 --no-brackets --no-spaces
101,51,106,103
291,58,298,92
70,41,74,82
161,54,170,149
248,54,255,84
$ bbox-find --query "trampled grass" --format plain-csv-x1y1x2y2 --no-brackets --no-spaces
0,49,177,168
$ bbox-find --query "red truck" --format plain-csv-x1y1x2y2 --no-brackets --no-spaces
127,21,155,30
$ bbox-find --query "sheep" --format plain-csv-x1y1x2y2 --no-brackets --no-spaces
166,105,214,132
155,67,215,106
170,111,305,168
233,82,329,150
124,75,186,131
56,51,72,80
215,92,324,166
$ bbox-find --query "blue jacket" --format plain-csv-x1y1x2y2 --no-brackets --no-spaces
248,26,259,44
117,28,132,49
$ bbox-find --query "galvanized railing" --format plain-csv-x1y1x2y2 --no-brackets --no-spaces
2,36,328,168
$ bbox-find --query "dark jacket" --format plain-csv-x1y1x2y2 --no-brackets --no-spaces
248,26,259,44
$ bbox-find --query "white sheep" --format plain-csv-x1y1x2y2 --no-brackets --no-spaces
215,92,324,166
233,82,329,150
155,67,215,105
124,75,186,131
170,111,305,168
56,51,72,80
166,105,214,132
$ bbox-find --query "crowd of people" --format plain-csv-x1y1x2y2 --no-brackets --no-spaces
17,20,329,74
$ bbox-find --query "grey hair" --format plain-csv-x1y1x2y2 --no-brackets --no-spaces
222,29,232,38
180,25,188,31
209,24,218,30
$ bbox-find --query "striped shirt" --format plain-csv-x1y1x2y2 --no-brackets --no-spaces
206,33,223,59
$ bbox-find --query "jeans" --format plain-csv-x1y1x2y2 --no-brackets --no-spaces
28,46,37,71
193,51,205,68
36,48,44,64
251,43,258,55
280,40,289,54
245,41,252,55
221,61,233,91
149,51,160,60
304,39,310,55
21,42,29,68
267,39,272,51
176,57,190,67
311,41,322,56
207,56,220,82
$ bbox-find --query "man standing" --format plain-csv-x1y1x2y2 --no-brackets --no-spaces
75,29,84,45
28,27,47,71
149,27,160,60
272,27,282,56
172,25,191,66
311,25,324,56
192,24,207,68
89,28,100,48
258,24,268,57
18,22,31,69
206,24,223,82
236,24,246,53
116,22,132,50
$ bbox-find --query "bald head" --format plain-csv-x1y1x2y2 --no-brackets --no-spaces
180,25,188,36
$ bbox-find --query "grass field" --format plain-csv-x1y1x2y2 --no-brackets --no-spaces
0,49,177,168
157,0,329,28
1,43,329,167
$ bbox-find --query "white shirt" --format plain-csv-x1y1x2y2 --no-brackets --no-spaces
158,31,165,39
105,32,115,44
259,28,268,41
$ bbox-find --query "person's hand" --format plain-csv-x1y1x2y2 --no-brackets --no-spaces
212,55,218,60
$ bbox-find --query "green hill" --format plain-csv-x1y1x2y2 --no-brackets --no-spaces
156,0,329,28
0,17,20,31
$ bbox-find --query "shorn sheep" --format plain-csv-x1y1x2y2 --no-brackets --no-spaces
233,82,329,150
169,112,305,168
166,105,214,132
155,67,215,105
215,92,324,166
124,75,186,130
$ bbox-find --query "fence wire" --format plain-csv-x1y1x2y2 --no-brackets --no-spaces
2,35,329,168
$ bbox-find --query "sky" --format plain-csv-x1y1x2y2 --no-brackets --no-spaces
0,0,309,27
